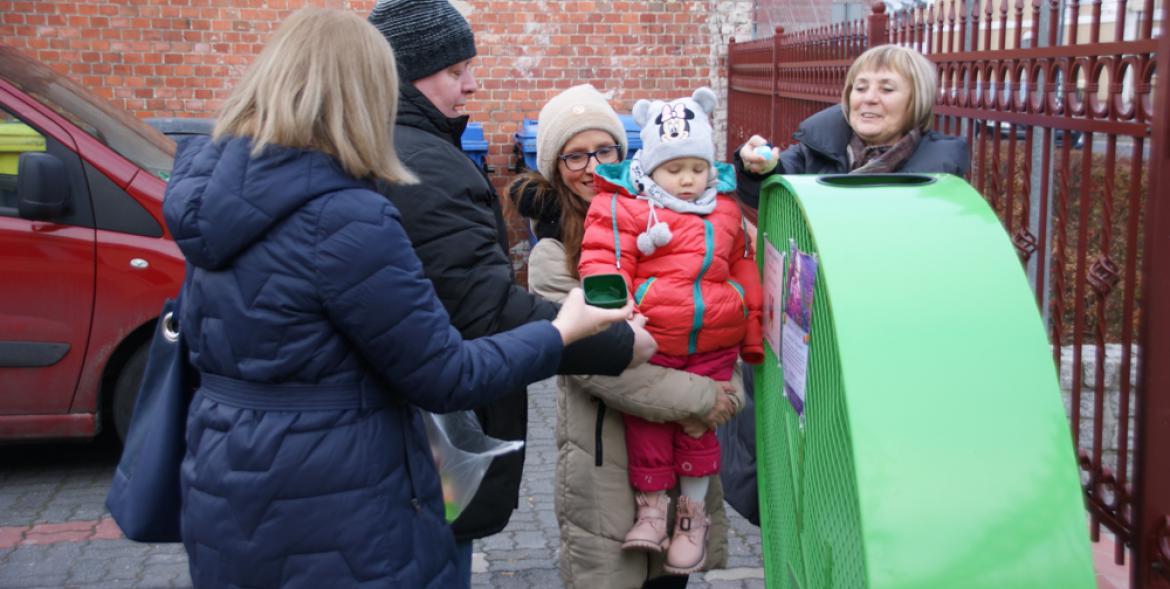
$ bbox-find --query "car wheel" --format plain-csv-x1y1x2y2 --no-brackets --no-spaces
112,343,150,443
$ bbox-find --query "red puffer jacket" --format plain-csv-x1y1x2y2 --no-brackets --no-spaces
579,161,763,363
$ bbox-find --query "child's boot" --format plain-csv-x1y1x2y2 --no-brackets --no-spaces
663,496,708,574
621,492,670,553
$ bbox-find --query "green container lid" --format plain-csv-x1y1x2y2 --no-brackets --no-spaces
754,173,1094,589
583,273,629,309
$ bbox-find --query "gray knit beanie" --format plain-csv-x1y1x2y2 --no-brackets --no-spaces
368,0,477,82
631,87,718,175
536,84,627,181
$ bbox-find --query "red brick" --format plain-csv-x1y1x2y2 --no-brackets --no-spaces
92,517,123,541
4,0,742,270
0,526,27,549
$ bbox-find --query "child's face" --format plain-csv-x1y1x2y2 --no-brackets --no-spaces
650,157,710,201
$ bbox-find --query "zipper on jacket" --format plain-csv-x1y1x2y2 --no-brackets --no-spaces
594,400,607,467
400,409,423,512
688,220,716,354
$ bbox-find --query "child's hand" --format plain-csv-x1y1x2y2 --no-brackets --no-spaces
678,417,709,439
700,390,736,428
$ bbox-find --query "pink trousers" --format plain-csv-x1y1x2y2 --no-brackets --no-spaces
624,348,737,492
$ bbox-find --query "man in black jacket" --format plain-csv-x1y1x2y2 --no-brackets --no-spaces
367,1,655,584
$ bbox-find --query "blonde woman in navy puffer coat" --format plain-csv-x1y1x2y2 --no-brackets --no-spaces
163,9,630,588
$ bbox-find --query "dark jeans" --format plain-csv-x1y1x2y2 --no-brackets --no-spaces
454,540,472,588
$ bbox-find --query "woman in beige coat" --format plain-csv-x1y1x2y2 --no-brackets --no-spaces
509,84,745,589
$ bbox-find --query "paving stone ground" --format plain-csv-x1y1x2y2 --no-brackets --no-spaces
0,377,764,588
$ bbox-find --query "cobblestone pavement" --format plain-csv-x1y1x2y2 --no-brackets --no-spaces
0,378,764,588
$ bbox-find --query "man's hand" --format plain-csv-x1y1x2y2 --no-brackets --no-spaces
626,313,658,369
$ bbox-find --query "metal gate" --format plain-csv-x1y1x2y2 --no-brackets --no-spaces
727,1,1169,585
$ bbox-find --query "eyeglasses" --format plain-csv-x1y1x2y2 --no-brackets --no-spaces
558,145,622,171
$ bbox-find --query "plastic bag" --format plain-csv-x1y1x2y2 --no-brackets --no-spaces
421,410,524,523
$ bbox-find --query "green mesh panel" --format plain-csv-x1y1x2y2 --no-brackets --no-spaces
756,182,865,589
750,173,1096,589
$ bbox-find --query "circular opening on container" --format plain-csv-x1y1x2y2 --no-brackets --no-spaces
815,174,937,187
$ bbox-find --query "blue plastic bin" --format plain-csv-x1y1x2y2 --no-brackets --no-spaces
512,114,641,173
618,114,642,154
513,119,540,172
460,122,489,173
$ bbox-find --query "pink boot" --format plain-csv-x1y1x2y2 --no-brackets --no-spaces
621,492,671,553
664,496,708,574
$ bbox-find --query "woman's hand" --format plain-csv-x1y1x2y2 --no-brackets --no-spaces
739,135,780,176
626,313,658,369
551,288,635,346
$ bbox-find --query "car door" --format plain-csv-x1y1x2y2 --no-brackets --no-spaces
0,95,96,416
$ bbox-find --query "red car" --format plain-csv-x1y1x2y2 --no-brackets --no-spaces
0,46,184,442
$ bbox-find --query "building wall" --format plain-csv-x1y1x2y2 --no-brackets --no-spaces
752,0,873,36
0,0,753,276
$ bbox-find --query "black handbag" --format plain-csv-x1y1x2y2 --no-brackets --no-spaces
105,268,194,542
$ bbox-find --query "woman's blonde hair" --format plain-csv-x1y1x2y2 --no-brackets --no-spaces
841,44,939,134
214,7,415,184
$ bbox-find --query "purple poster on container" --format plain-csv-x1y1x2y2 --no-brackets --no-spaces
781,240,818,420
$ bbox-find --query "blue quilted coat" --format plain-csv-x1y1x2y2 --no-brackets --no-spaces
163,136,563,588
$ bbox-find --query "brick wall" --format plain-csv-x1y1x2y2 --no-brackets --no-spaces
0,0,752,277
753,0,876,36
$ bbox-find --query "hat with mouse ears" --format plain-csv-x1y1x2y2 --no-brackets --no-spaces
631,87,717,176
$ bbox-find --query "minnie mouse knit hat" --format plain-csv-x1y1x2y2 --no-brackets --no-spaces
536,84,628,181
631,87,717,175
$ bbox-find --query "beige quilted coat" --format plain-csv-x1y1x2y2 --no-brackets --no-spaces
527,238,744,589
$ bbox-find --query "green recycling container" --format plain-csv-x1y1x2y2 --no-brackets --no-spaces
754,173,1094,589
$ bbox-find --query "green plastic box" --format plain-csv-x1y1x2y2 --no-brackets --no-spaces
583,273,629,309
754,173,1094,589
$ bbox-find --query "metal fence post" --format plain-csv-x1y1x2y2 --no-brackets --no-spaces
772,25,783,144
867,1,889,46
727,35,736,161
1133,0,1170,584
1025,0,1062,326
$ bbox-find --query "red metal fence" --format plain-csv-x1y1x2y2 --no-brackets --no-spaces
727,1,1169,586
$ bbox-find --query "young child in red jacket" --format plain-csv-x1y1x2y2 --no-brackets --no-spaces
578,87,764,575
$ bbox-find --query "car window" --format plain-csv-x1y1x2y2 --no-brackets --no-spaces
0,110,47,217
0,47,175,181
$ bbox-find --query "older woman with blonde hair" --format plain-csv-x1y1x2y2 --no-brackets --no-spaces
736,43,969,205
163,8,629,588
720,44,971,528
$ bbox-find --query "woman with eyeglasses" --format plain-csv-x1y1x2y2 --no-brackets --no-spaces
508,84,745,589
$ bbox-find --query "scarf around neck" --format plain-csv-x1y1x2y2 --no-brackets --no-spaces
848,128,922,174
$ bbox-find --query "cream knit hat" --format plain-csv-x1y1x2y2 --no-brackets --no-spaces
536,84,628,181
